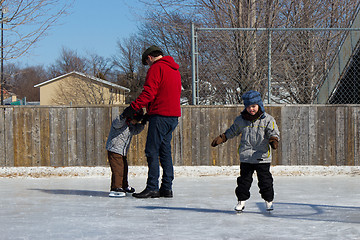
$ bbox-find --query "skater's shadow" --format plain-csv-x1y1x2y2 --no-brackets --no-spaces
136,206,257,215
259,202,360,224
29,188,109,197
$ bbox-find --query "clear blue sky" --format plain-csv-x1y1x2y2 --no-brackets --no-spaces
13,0,145,67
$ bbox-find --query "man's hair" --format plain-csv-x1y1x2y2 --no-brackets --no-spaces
148,50,163,58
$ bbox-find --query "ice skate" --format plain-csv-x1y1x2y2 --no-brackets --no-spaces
265,201,273,211
124,186,135,193
234,201,246,212
109,188,126,198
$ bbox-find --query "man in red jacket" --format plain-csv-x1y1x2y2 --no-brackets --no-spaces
122,45,181,198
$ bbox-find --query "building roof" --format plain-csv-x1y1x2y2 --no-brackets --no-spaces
34,71,130,92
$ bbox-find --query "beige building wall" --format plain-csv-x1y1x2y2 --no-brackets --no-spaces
39,75,126,105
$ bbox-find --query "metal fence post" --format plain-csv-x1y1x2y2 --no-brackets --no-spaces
191,22,197,105
267,30,272,104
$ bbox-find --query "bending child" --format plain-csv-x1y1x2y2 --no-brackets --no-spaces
211,90,280,212
106,109,146,197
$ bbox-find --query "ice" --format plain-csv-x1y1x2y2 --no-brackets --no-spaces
0,167,360,240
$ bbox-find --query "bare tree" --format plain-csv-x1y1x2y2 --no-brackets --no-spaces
113,35,147,103
137,0,359,104
5,64,48,101
48,47,88,77
88,53,114,80
1,0,73,60
138,11,193,104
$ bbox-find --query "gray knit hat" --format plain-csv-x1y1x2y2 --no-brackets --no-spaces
142,45,163,65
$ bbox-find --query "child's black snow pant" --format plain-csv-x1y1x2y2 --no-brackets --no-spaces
235,162,274,202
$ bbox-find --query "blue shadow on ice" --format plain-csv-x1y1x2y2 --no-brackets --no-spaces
257,202,360,224
29,188,109,197
137,202,360,224
136,206,259,215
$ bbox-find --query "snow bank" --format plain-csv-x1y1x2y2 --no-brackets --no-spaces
0,166,360,178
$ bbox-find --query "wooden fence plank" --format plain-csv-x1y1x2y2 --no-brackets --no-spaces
336,107,346,165
40,108,50,166
354,107,360,166
319,106,336,165
345,107,355,165
199,107,210,165
325,107,336,165
181,107,192,166
280,107,292,165
13,108,25,166
94,107,109,166
191,107,201,166
209,107,219,166
86,108,95,166
75,108,86,166
308,107,317,165
67,108,77,166
298,107,310,165
4,108,14,166
31,108,41,166
345,107,355,166
24,108,33,166
0,108,5,166
49,108,67,166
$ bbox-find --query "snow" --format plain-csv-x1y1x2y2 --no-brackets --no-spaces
1,165,360,178
0,166,360,239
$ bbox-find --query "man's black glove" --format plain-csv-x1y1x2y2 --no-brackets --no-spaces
141,114,150,125
122,105,137,119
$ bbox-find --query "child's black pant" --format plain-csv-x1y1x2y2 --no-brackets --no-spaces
235,162,274,202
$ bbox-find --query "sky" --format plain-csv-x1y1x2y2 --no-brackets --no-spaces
11,0,145,67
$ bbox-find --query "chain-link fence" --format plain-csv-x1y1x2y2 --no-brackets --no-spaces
191,26,360,105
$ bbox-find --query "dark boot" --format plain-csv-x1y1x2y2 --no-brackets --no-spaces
132,189,160,198
159,188,173,198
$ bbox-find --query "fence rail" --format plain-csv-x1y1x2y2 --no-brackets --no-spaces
1,105,360,167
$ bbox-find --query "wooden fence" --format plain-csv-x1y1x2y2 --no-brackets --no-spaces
1,105,360,167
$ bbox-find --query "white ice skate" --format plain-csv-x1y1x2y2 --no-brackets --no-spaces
109,189,126,198
265,201,273,211
234,201,246,212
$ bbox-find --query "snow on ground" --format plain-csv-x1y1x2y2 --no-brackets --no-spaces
1,165,360,178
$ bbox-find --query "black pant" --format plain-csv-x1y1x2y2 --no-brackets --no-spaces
235,162,274,202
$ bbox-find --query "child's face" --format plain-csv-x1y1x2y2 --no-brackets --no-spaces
246,104,259,115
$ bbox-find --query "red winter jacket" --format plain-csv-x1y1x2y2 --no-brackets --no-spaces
130,56,182,117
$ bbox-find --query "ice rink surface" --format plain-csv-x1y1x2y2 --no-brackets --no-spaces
1,174,360,240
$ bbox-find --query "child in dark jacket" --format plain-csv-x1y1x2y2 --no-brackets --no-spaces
211,90,280,212
106,109,146,197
